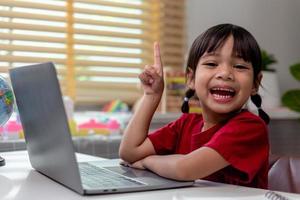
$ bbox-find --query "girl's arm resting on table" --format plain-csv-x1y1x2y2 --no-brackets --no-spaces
138,147,230,181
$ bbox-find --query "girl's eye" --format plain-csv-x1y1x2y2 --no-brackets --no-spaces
204,62,218,67
234,64,248,69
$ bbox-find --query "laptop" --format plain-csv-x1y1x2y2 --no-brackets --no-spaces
9,62,194,195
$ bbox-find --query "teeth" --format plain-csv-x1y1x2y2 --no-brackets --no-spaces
211,88,235,92
213,94,232,99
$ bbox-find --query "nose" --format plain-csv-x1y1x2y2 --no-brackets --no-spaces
215,64,234,81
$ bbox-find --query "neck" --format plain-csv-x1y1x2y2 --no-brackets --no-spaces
201,109,241,132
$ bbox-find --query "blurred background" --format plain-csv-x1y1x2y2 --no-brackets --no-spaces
0,0,299,110
0,0,299,156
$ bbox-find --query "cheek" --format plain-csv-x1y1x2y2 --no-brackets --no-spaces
194,73,208,88
194,73,210,98
190,68,208,89
241,77,255,96
194,68,209,82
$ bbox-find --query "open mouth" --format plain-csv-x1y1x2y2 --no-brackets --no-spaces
209,87,236,102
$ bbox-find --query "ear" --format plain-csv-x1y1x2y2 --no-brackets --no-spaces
186,68,195,89
251,72,262,95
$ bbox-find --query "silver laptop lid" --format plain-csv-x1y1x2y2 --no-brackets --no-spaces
9,62,84,194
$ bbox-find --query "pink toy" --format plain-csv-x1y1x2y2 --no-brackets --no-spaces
0,120,23,139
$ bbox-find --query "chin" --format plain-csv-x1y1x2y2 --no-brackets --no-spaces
209,104,242,114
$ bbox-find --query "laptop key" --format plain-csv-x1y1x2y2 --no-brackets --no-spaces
79,163,146,189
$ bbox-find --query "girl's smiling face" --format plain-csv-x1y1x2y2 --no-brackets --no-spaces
189,35,260,117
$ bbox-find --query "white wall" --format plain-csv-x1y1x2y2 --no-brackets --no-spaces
186,0,300,95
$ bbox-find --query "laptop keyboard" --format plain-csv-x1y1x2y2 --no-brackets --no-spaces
78,162,146,189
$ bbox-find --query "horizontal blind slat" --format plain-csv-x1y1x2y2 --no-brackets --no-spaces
0,33,66,43
0,55,66,64
74,49,151,59
1,44,66,54
0,21,149,39
0,21,66,33
75,0,150,10
74,7,150,20
75,38,152,49
76,69,139,78
74,60,143,68
75,17,149,30
0,1,66,11
74,28,150,39
0,10,66,22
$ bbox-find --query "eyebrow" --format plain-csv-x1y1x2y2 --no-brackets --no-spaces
201,52,245,60
201,52,220,59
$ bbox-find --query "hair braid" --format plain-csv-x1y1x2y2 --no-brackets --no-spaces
181,89,195,113
251,94,270,124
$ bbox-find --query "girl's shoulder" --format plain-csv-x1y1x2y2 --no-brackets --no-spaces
228,109,268,131
235,109,266,123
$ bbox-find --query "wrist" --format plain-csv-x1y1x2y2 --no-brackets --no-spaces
142,156,151,169
142,93,162,103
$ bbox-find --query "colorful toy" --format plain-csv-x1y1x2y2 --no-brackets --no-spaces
0,120,23,139
77,118,121,136
102,100,129,113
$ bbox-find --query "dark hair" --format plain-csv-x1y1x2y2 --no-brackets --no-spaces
181,23,269,124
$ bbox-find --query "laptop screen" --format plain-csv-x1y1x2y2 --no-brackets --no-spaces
9,62,84,194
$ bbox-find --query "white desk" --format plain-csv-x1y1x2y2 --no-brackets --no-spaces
1,151,300,200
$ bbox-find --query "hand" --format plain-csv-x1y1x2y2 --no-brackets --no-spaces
139,42,164,96
120,159,146,170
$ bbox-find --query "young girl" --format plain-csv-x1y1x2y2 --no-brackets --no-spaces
119,24,270,189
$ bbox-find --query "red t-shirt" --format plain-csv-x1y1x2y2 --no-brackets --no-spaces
148,110,269,189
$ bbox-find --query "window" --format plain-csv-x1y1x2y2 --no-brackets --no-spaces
0,0,186,107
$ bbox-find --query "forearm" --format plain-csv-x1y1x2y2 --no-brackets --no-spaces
143,154,192,181
119,94,161,162
142,147,229,181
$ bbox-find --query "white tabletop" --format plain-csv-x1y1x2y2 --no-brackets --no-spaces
1,151,300,200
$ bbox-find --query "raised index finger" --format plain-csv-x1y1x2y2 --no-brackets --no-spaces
153,42,163,75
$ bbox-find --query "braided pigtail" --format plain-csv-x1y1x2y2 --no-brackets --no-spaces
250,94,270,124
181,89,195,113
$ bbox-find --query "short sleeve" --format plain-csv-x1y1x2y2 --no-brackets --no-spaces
204,113,269,183
148,114,188,155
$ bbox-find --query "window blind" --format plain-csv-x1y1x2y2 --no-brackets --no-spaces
0,0,69,96
0,0,186,107
154,0,186,70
